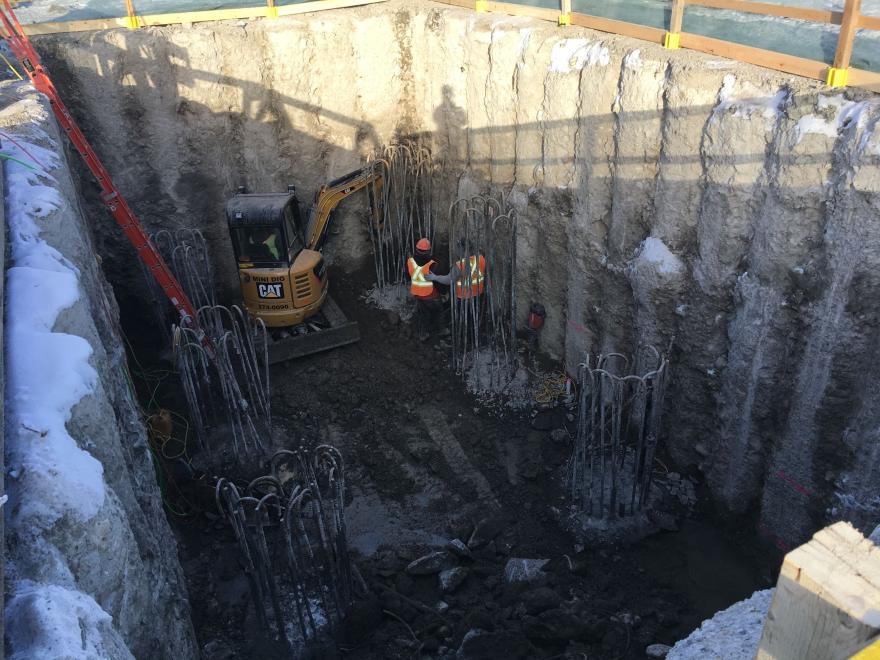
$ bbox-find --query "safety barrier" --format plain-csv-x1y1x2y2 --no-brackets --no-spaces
19,0,880,91
20,0,387,35
435,0,880,92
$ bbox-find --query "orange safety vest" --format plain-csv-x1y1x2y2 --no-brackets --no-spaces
454,255,486,299
407,257,439,299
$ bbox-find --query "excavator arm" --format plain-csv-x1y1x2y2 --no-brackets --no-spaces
304,161,386,252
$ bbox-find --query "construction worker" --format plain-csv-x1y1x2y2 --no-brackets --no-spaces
260,228,281,260
406,237,440,300
407,237,447,340
451,253,486,299
247,227,281,261
428,249,486,301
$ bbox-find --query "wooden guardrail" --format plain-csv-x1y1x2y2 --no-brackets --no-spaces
756,522,880,660
21,0,387,35
435,0,880,93
17,0,880,92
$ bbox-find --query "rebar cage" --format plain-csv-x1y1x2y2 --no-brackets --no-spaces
568,347,669,520
215,446,352,649
448,194,518,388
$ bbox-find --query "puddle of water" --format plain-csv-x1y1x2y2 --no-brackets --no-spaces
632,519,770,637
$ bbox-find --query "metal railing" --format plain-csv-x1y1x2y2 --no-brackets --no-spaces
437,0,880,91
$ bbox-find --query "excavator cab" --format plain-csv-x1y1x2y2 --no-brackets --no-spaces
226,189,328,328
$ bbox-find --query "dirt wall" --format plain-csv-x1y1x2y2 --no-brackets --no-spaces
2,82,196,658
33,0,880,550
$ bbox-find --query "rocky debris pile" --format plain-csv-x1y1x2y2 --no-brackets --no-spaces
667,589,773,660
343,513,689,659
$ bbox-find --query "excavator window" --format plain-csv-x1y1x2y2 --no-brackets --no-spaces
282,205,303,258
232,226,287,267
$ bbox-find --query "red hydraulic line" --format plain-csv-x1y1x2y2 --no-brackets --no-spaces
0,0,211,351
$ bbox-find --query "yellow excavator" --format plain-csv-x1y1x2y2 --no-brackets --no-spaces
226,162,385,363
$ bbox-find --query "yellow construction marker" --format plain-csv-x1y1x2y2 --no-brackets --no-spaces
826,66,849,88
558,13,571,26
849,637,880,660
663,32,680,50
124,0,139,28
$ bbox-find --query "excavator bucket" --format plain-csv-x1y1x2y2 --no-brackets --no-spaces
265,296,359,364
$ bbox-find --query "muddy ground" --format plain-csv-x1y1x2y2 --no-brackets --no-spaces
131,264,772,660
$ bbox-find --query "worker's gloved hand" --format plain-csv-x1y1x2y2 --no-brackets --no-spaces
427,272,453,286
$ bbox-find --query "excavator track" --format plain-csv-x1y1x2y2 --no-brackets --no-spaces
266,296,359,364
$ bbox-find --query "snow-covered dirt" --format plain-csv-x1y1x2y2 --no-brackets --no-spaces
1,80,196,659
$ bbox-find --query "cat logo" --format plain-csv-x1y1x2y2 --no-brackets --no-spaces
257,282,284,299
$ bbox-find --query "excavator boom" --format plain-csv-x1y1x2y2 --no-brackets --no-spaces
304,162,386,252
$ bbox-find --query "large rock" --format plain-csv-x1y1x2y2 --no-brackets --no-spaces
447,538,472,558
439,567,469,593
503,558,549,584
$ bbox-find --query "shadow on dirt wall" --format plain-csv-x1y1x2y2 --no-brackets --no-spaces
34,28,880,553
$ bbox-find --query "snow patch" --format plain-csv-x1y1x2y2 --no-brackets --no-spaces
714,74,787,122
793,95,870,144
549,38,609,73
3,87,115,659
5,582,133,660
4,123,105,527
635,237,684,276
624,49,642,70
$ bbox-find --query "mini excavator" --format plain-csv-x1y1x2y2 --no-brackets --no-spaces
226,163,385,363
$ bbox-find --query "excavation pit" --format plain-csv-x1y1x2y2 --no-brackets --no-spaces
6,0,880,658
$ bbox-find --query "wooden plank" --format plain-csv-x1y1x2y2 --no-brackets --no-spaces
669,0,685,33
833,0,862,69
276,0,387,17
432,0,474,8
860,14,880,31
22,0,387,34
756,522,880,660
687,0,841,25
570,11,667,44
849,67,880,92
24,17,131,34
135,7,265,26
678,31,827,80
483,1,559,22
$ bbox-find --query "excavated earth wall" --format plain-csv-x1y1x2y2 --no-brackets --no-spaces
2,82,196,658
33,0,880,551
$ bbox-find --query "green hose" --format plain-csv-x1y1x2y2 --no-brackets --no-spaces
0,152,37,171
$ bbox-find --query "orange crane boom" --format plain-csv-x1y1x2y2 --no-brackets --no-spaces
0,0,209,349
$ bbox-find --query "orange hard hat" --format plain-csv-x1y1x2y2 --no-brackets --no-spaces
415,237,431,253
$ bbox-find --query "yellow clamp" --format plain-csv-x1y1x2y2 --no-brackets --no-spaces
826,67,849,88
558,13,571,26
663,32,680,50
475,0,488,11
